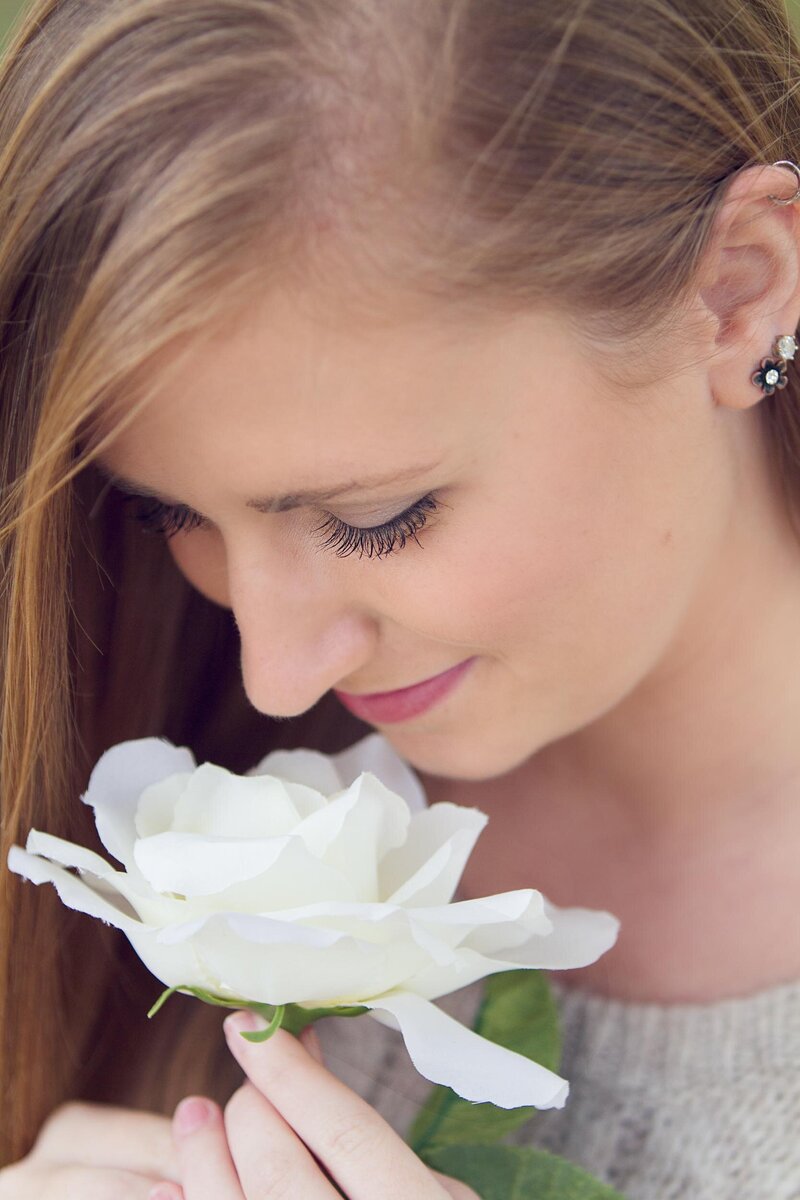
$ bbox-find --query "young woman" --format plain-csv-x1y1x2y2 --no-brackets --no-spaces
1,1,799,1196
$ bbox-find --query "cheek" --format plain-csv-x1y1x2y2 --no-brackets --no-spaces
166,530,230,607
385,423,729,780
407,405,729,729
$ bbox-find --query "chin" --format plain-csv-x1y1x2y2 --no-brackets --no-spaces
383,722,540,784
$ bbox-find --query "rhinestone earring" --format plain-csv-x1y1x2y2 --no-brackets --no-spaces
751,334,798,395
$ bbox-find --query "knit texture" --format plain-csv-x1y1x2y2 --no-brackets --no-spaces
314,973,800,1199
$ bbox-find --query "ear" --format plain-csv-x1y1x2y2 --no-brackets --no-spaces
694,162,800,410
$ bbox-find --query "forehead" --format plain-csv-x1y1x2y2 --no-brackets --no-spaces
93,284,562,491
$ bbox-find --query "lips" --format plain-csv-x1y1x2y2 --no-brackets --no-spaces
333,657,476,724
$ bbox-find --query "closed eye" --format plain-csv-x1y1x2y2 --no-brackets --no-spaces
312,494,440,558
121,493,443,559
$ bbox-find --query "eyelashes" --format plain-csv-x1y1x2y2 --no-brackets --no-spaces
123,497,206,538
312,494,439,558
122,493,440,560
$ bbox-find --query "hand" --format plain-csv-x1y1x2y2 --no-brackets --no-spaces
0,1099,181,1199
153,1011,480,1200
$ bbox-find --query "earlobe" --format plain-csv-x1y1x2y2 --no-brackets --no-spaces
697,162,800,411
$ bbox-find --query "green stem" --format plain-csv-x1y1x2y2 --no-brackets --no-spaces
147,984,369,1041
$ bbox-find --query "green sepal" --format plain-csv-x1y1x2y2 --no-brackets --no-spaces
408,969,562,1156
424,1144,627,1200
147,983,368,1041
147,983,260,1019
238,1004,285,1042
280,1002,369,1035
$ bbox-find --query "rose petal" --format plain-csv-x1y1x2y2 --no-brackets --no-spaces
278,781,329,820
7,845,141,931
123,923,228,993
400,899,619,1001
330,733,429,813
295,773,409,900
362,990,569,1109
232,899,459,967
234,898,413,942
170,768,303,838
380,804,487,906
246,746,343,793
21,829,162,920
135,773,193,838
393,946,501,1000
25,829,116,877
156,910,430,1004
409,890,550,953
83,737,196,868
132,831,357,906
495,897,620,969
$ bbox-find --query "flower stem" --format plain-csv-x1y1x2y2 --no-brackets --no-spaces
146,984,369,1041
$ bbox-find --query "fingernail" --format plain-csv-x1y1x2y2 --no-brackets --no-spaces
224,1010,258,1037
174,1096,213,1136
224,1009,273,1040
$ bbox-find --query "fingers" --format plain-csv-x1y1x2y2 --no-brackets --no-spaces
223,1012,448,1200
225,1082,341,1199
171,1086,339,1200
31,1101,179,1182
169,1097,243,1199
148,1186,185,1200
0,1160,172,1200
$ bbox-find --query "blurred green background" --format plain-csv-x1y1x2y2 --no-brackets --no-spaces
0,0,26,51
2,0,800,50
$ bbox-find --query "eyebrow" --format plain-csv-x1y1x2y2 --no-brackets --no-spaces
93,459,442,513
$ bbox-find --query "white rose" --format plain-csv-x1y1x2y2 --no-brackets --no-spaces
7,732,619,1109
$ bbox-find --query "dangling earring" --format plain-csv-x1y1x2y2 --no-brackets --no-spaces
751,334,798,395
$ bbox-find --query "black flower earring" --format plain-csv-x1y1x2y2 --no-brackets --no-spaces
751,334,798,395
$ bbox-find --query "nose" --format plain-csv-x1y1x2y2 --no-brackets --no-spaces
225,539,377,719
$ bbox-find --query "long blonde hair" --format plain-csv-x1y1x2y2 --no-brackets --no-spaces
3,0,800,1166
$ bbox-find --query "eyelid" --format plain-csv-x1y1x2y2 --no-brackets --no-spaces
111,478,420,525
121,489,443,559
313,493,440,559
95,457,445,513
329,497,420,523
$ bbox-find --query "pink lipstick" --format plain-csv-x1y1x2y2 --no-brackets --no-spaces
333,657,476,724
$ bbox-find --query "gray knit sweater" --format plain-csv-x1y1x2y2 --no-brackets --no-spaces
314,973,800,1199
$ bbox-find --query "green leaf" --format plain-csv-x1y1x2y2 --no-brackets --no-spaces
425,1144,627,1200
408,970,561,1155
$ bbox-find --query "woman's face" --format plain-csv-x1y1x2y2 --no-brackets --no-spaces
94,281,741,782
